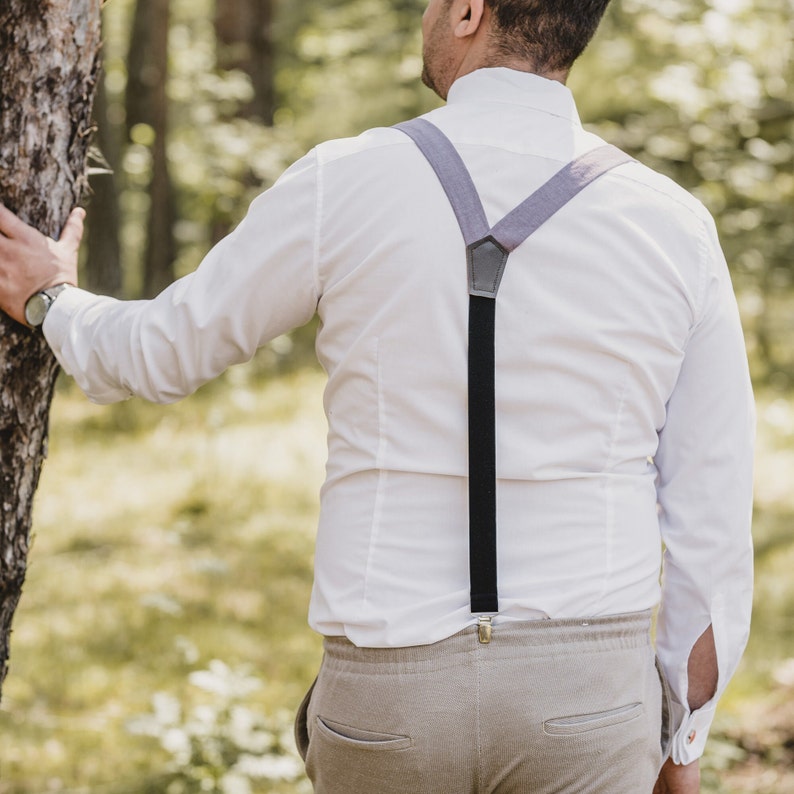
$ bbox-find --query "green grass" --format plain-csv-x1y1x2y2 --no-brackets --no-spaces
0,364,326,794
1,361,793,792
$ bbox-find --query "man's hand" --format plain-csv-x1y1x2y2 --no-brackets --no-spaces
0,204,84,326
653,758,700,793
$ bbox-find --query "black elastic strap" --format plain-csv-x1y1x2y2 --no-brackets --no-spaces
468,293,498,613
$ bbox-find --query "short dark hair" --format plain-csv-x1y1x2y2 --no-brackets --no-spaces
485,0,612,73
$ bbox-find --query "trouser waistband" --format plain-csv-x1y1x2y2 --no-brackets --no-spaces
322,609,653,667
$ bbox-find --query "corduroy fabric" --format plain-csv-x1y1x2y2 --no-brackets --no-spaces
295,611,671,793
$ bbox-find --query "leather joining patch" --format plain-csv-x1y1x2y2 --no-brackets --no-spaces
467,236,509,298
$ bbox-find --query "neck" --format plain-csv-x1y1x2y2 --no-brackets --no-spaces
452,23,569,87
477,58,570,85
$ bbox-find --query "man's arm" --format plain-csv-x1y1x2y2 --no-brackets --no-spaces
653,212,754,785
686,625,718,711
653,625,718,793
654,757,701,794
1,149,320,404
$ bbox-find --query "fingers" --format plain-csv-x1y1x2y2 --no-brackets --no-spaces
59,207,86,252
0,203,29,239
0,204,86,245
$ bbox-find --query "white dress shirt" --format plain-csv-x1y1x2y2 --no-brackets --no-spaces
44,68,754,765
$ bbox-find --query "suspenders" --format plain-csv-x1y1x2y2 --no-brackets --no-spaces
395,118,632,638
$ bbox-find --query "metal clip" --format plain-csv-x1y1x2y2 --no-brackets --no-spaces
478,616,493,644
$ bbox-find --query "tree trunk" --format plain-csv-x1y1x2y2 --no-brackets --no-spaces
215,0,276,125
0,0,101,701
86,68,123,296
127,0,176,298
142,15,177,300
125,0,157,135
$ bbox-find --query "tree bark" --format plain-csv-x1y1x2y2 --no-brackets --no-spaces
0,0,101,701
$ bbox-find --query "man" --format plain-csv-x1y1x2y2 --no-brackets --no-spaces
0,1,753,792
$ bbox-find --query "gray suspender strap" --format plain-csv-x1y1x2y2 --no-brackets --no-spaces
395,117,633,618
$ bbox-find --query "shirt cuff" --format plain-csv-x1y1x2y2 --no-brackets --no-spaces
41,283,92,342
669,698,717,765
42,286,134,404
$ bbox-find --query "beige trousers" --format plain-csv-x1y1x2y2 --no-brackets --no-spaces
295,612,672,794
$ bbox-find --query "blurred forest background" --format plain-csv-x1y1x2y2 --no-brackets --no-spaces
1,0,793,791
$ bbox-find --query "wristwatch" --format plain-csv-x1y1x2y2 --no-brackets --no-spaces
24,283,71,328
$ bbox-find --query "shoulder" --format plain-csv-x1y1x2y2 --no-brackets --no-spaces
560,122,714,230
268,126,414,193
267,127,419,193
313,125,416,168
608,157,714,229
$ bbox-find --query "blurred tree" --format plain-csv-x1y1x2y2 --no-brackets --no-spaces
215,0,276,125
0,0,101,701
277,0,437,143
85,69,124,296
208,0,277,242
127,0,177,297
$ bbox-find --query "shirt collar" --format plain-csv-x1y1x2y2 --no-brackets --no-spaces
446,68,582,126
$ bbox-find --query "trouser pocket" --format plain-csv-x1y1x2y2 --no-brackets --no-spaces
543,701,644,735
294,676,317,761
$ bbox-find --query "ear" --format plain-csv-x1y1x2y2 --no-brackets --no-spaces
452,0,485,39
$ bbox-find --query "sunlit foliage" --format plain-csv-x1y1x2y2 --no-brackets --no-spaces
574,0,793,382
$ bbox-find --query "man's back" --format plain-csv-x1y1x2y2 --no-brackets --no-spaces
304,69,751,659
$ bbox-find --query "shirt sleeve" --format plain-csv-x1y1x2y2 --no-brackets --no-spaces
654,212,755,765
43,150,321,404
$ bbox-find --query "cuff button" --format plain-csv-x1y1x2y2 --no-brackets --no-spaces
687,730,697,744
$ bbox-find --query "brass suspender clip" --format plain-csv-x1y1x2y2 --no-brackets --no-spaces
478,616,493,644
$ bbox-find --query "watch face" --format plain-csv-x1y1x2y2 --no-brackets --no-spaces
24,293,49,327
